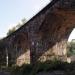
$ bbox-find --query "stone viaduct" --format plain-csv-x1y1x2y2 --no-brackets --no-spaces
1,0,75,66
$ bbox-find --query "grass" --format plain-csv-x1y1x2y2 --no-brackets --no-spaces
10,60,75,75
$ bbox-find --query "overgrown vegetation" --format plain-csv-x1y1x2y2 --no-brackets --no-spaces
10,60,75,75
67,39,75,57
7,18,26,36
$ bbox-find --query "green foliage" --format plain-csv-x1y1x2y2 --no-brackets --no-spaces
11,64,33,75
0,40,6,66
10,60,75,75
67,41,75,57
7,27,16,36
7,18,26,36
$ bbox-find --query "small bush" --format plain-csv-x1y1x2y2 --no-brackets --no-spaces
20,64,33,75
10,61,75,75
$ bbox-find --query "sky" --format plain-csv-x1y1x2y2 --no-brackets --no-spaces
0,0,75,42
68,28,75,42
0,0,50,38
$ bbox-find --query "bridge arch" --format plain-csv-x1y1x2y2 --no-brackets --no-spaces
34,8,75,62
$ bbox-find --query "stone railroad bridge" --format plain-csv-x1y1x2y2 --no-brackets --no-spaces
1,0,75,66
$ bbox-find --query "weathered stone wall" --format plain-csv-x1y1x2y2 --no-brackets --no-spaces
25,0,75,63
10,33,30,66
1,0,75,66
1,32,30,66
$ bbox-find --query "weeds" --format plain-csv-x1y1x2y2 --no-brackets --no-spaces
10,61,75,75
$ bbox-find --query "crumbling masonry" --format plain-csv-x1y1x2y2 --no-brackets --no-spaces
1,0,75,66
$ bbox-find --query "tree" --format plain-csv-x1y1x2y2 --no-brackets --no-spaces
7,27,16,36
7,18,26,36
16,18,26,29
67,39,75,57
21,18,26,24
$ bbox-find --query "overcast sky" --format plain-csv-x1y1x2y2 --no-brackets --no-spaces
0,0,50,38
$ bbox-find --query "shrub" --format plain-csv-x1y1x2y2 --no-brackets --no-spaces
10,61,75,75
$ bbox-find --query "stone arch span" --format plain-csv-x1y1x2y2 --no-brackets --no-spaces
8,32,30,66
30,8,75,63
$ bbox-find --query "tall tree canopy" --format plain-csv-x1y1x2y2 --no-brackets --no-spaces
7,18,26,36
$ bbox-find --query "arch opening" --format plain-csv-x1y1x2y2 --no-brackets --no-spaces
67,28,75,63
